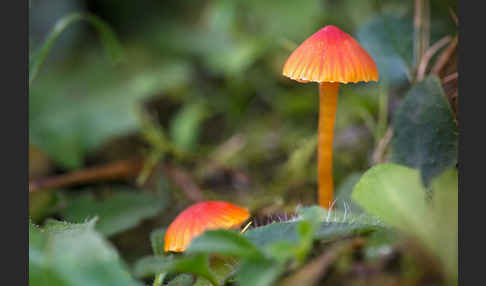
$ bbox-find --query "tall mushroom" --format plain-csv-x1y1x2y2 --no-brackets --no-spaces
282,25,379,209
164,201,250,252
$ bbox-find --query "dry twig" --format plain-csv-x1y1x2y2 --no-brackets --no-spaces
29,158,144,192
371,128,393,165
416,36,452,81
432,36,458,76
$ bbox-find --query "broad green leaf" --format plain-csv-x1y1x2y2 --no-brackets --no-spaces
166,255,219,286
43,217,97,233
294,206,326,263
265,240,297,263
186,229,264,259
391,75,458,185
61,191,167,236
297,206,327,224
244,222,299,247
30,60,191,169
430,169,458,282
314,222,380,242
351,163,431,239
194,256,239,286
133,256,232,286
29,219,142,286
352,164,458,283
150,227,167,256
29,220,61,286
167,274,194,286
235,258,283,286
357,15,414,85
362,228,400,261
134,254,218,285
245,220,381,249
132,255,173,278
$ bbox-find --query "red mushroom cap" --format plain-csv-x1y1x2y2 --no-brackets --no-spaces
164,201,250,252
282,25,379,84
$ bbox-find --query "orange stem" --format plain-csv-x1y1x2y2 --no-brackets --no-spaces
318,82,339,208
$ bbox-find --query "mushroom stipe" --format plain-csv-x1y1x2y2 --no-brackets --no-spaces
282,25,379,209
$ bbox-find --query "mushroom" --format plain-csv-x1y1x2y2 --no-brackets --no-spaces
164,201,250,252
282,25,379,209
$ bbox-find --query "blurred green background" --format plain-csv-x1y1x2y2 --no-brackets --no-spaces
29,0,458,268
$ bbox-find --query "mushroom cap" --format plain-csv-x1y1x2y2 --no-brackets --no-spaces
164,201,250,252
282,25,379,84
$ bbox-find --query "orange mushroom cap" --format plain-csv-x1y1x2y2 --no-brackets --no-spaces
282,25,379,84
164,201,250,252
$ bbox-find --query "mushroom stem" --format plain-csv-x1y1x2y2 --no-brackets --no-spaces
318,82,340,209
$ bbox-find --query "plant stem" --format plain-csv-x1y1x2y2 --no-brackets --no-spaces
413,0,430,80
153,272,167,286
376,84,389,141
318,82,340,209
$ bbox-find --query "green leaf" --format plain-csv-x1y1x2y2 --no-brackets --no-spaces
30,60,191,169
132,255,173,279
391,75,458,185
352,164,458,283
186,229,264,259
245,219,381,249
167,274,194,286
430,169,458,282
29,12,124,86
351,163,430,236
29,219,142,286
194,256,239,286
235,258,283,286
169,103,208,152
61,190,167,236
244,222,299,248
43,217,98,233
166,255,219,286
357,15,414,85
150,228,167,256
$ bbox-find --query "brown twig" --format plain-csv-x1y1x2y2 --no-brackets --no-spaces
414,0,430,71
278,239,358,286
442,72,458,85
29,158,144,192
449,7,458,26
371,128,393,165
161,164,204,202
432,36,458,76
416,36,452,81
29,158,205,203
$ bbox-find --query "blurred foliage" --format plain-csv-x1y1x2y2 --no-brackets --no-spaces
352,164,458,283
391,76,457,185
29,219,142,286
61,190,167,236
29,0,458,285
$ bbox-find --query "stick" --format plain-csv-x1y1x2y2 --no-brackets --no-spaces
416,36,452,81
432,36,458,76
29,158,144,192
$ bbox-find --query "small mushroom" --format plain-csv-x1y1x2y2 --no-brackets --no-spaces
164,201,250,252
282,25,379,209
